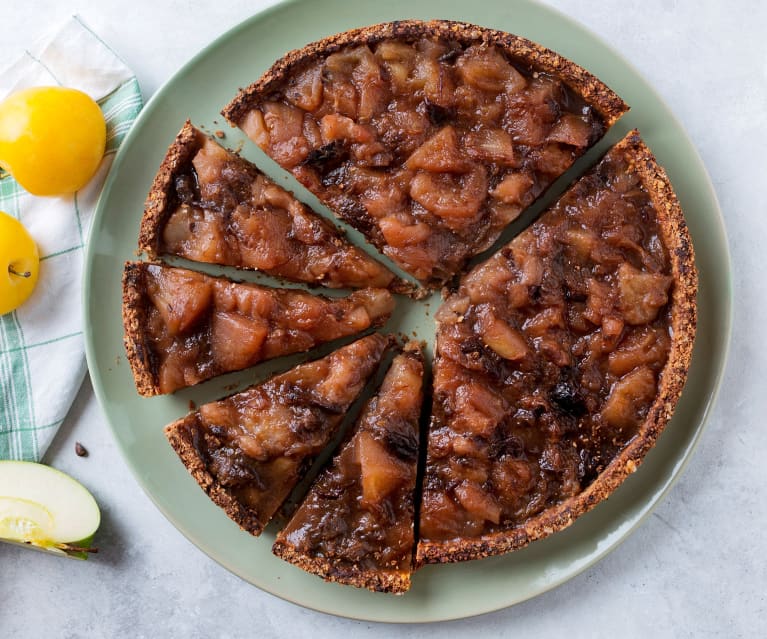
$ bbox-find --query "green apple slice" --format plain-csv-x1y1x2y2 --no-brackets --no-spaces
0,461,100,560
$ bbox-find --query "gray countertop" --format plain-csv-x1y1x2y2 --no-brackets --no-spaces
1,1,762,637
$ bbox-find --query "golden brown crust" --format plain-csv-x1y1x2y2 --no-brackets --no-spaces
272,539,410,594
416,130,697,565
121,261,160,397
138,120,204,258
165,415,266,535
222,19,628,127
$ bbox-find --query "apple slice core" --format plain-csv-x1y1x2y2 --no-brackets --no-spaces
0,496,54,542
0,461,100,548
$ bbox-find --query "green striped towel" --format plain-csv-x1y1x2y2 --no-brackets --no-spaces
0,16,142,461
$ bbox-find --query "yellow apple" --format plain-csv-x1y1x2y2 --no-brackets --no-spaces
0,86,106,196
0,210,39,315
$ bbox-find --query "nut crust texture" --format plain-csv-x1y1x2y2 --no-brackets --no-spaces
122,261,160,397
222,19,628,127
138,120,203,258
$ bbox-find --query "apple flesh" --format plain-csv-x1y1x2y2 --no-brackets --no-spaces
0,461,100,560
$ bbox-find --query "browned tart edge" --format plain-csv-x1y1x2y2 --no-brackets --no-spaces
416,129,698,565
122,261,161,397
272,540,411,594
222,19,628,128
138,120,204,258
165,414,266,535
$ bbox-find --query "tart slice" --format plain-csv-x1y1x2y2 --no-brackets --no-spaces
417,131,697,564
165,333,391,535
122,261,393,396
139,121,412,293
223,20,628,288
273,342,424,593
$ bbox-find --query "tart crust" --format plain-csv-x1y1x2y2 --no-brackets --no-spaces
121,261,158,398
416,130,697,565
222,19,628,128
271,543,411,594
138,120,202,258
165,414,264,533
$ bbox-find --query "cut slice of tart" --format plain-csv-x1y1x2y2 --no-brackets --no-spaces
222,20,628,288
273,342,424,593
139,121,413,294
165,333,391,536
122,261,393,396
417,131,697,564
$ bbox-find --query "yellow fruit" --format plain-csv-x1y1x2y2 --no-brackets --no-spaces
0,211,39,315
0,86,106,196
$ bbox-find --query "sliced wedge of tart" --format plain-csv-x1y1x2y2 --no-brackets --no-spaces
165,333,391,535
223,20,628,288
139,121,412,294
122,261,393,396
417,131,697,564
273,342,423,593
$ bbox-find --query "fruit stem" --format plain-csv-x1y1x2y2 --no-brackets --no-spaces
56,542,99,554
8,265,31,278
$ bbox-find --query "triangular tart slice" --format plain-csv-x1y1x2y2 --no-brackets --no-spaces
417,131,696,564
139,121,413,294
273,342,424,593
122,261,393,395
165,333,391,535
222,20,628,287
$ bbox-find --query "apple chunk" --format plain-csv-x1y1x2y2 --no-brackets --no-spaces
0,461,100,560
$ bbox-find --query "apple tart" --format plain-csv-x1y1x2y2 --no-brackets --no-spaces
273,342,424,593
121,19,701,592
122,262,393,395
165,333,391,535
417,131,697,564
223,20,628,287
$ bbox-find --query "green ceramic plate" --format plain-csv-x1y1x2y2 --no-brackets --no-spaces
83,0,732,622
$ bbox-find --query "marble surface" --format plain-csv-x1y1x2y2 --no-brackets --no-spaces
0,1,763,636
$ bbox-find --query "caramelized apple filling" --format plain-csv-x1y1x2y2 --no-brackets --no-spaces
273,344,423,592
165,334,391,535
123,262,393,394
420,140,674,548
233,35,608,286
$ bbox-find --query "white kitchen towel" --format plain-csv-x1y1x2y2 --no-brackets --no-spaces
0,16,142,461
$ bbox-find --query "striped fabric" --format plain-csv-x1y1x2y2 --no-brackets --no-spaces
0,17,142,460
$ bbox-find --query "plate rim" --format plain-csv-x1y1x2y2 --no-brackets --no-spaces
82,0,734,623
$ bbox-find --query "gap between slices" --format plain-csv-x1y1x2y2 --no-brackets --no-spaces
416,130,697,565
122,261,394,396
222,20,628,289
139,120,418,296
164,333,392,535
273,342,424,594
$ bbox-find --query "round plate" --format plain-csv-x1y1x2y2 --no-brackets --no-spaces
83,0,732,623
